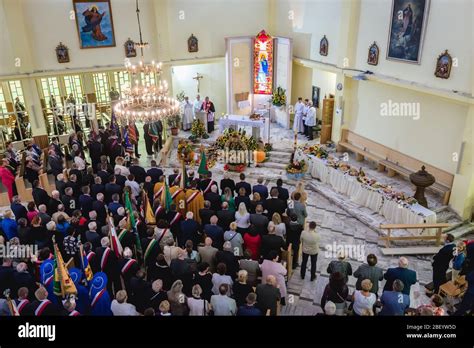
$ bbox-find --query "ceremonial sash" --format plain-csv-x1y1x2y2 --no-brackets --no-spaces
173,173,181,185
91,289,106,307
100,247,111,271
35,300,51,316
44,275,53,287
86,251,95,263
121,259,137,275
155,206,164,216
156,229,168,244
144,239,157,261
171,188,183,200
154,186,164,199
186,191,200,204
17,299,29,313
69,310,80,316
118,229,128,242
169,212,181,226
203,180,215,194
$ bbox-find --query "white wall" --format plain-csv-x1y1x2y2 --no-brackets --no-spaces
275,0,342,64
312,69,336,119
354,0,472,94
346,80,467,174
171,61,227,117
166,0,269,60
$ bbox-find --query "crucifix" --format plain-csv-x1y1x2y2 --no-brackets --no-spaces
193,73,204,93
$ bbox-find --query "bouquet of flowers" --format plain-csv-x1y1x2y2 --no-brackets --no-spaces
286,159,307,174
249,113,261,120
224,163,246,173
177,139,194,163
271,86,287,107
176,91,185,102
189,119,209,142
302,144,328,159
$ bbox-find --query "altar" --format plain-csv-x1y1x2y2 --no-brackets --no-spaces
218,114,270,143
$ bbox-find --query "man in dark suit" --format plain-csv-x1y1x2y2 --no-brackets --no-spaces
147,160,164,186
249,204,269,235
204,216,224,250
167,168,180,187
61,187,77,216
69,165,83,188
129,158,147,184
108,194,123,216
65,174,81,199
78,186,94,218
199,201,215,227
91,176,105,198
55,174,67,196
220,172,235,195
92,193,107,226
10,196,28,222
431,234,456,293
235,173,251,197
383,257,417,296
32,180,50,209
48,191,62,216
97,164,111,184
105,176,122,204
114,168,127,189
216,202,234,232
252,177,269,200
12,262,36,297
256,275,281,316
47,150,64,177
199,173,217,194
204,184,221,212
215,242,240,280
263,188,286,218
88,136,103,173
286,213,303,269
271,178,289,206
178,212,201,248
85,222,102,250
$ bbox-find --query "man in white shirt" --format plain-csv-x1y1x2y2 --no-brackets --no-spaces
111,290,140,316
182,96,194,131
125,174,140,199
210,284,237,316
304,101,316,140
193,94,203,116
293,97,305,134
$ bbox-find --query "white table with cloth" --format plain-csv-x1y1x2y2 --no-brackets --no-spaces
295,150,437,234
219,114,270,143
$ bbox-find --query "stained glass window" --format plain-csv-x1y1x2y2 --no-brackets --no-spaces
8,80,25,104
64,75,84,101
92,72,110,104
253,30,273,95
40,77,61,106
114,71,131,97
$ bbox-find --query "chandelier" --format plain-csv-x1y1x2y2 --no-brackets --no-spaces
114,0,179,124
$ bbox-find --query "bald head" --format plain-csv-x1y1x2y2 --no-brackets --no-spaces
266,275,277,286
399,257,409,268
204,237,212,246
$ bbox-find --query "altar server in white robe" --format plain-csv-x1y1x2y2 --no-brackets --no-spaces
293,97,305,134
182,96,194,131
304,101,316,141
302,99,310,138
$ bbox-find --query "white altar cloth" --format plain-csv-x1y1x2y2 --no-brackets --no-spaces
219,114,270,143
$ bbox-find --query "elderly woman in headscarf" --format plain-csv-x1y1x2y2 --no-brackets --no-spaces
167,279,189,316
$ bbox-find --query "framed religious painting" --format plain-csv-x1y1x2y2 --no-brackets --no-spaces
124,38,137,58
56,42,70,63
319,35,328,56
312,86,320,109
188,34,198,53
73,0,116,49
386,0,430,64
367,42,379,65
434,50,452,79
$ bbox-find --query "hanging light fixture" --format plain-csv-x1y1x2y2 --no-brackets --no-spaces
114,0,179,124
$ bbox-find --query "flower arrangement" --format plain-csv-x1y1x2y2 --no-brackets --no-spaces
189,119,209,142
215,129,257,151
167,113,181,128
302,144,328,159
177,139,194,164
286,159,307,174
224,163,246,173
271,86,287,107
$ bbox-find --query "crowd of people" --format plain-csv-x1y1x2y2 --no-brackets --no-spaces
0,123,473,317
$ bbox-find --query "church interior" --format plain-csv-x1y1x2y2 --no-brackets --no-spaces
0,0,473,321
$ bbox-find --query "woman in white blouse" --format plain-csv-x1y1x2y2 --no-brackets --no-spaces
352,279,376,316
114,156,130,176
235,202,250,234
272,213,286,240
187,284,210,316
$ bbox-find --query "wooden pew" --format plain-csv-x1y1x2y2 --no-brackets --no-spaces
15,176,33,202
379,223,452,255
0,192,10,206
338,129,454,205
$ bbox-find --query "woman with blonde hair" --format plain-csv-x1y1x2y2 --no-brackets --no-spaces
232,269,254,307
235,202,250,234
249,192,262,214
291,181,307,204
352,279,376,316
272,213,286,240
221,187,236,211
114,156,130,176
224,222,244,256
187,284,210,316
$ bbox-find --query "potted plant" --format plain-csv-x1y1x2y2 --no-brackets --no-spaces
167,114,181,136
286,158,307,180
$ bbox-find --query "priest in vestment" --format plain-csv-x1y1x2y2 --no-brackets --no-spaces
200,96,215,133
185,181,204,224
182,96,194,131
